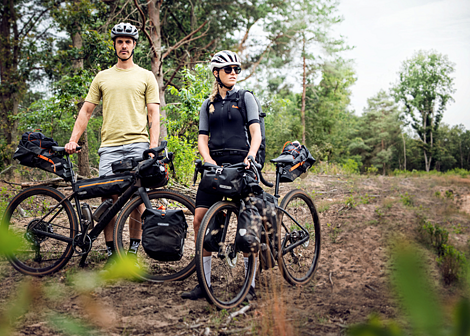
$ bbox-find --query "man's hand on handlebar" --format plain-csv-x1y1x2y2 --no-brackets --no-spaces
65,141,81,154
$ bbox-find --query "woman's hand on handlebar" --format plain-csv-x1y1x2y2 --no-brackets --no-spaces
204,157,217,166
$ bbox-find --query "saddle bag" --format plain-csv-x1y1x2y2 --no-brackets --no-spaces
199,165,245,198
13,131,71,181
203,211,226,252
279,141,316,183
73,173,135,200
141,208,188,261
235,196,262,254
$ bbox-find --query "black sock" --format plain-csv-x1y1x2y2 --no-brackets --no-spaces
106,241,115,257
128,239,141,255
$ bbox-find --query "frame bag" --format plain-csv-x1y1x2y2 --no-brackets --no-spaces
199,165,245,198
73,173,135,200
13,131,72,181
279,142,316,183
141,208,188,261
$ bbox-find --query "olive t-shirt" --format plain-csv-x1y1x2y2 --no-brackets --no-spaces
85,65,160,147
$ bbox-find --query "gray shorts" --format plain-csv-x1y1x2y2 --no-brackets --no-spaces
98,142,149,176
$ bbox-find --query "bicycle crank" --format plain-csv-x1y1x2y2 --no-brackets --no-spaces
72,233,92,255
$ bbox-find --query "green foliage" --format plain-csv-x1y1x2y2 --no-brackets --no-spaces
418,220,449,256
399,192,413,207
167,135,199,186
436,244,467,285
344,195,356,208
165,65,212,144
392,50,455,172
342,159,360,175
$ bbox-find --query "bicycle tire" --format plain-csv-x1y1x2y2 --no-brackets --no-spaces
113,189,196,282
195,201,255,309
2,186,78,276
278,189,321,286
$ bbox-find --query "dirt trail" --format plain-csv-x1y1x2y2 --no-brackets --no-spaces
1,174,470,335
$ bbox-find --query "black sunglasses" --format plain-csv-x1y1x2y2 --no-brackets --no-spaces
221,66,242,74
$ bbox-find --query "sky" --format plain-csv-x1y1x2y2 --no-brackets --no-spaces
335,0,470,128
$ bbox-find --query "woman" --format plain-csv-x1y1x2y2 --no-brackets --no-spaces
181,50,262,300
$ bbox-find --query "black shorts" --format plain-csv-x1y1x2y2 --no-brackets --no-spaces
195,153,245,209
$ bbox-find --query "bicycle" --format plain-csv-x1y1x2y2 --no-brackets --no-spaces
2,141,197,282
193,155,321,309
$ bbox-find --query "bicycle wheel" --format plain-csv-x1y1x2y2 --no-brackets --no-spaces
113,189,196,282
195,201,255,310
2,186,78,276
278,189,321,286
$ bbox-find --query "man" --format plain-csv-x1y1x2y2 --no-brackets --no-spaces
65,22,160,266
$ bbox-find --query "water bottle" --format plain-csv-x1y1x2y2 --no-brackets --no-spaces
92,198,113,223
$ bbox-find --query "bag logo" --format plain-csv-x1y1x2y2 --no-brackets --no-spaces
158,223,169,226
239,228,247,236
215,167,223,174
219,185,232,190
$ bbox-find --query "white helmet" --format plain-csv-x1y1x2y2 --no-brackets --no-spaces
209,50,241,72
111,23,139,40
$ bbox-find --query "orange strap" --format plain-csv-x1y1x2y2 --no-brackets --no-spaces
282,141,292,152
38,155,56,172
289,161,304,172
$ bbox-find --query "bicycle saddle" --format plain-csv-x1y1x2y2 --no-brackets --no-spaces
270,154,294,164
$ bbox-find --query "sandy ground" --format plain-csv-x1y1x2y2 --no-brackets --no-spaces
1,172,469,335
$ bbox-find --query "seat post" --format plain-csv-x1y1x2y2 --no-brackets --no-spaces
274,164,282,199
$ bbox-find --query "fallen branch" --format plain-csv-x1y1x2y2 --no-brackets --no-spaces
0,165,13,176
225,304,251,325
329,272,334,287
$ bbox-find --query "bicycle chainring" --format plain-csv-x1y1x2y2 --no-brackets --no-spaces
72,233,92,255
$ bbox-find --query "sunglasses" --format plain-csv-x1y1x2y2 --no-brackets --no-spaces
221,66,242,74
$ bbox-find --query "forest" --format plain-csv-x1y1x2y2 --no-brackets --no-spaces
0,0,468,181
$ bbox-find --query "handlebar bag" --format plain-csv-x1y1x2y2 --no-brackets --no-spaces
199,165,246,198
203,211,226,252
73,173,135,200
13,131,72,181
279,142,316,183
139,159,169,188
141,208,188,261
235,196,262,254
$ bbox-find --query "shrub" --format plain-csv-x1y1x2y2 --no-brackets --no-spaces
166,135,199,186
400,192,413,206
436,244,467,285
418,220,449,257
342,159,359,175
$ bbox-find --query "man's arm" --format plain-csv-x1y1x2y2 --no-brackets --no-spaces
147,103,160,148
65,101,96,153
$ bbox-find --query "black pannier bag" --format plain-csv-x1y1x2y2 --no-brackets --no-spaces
252,192,278,270
199,165,246,198
279,141,316,183
112,157,138,173
73,173,135,200
13,131,72,181
203,211,226,252
139,158,169,188
141,208,188,261
235,196,262,254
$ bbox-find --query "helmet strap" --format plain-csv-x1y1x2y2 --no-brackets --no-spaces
215,70,234,90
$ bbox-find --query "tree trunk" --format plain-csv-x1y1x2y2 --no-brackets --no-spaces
402,132,406,171
300,36,306,145
71,23,90,177
148,0,167,143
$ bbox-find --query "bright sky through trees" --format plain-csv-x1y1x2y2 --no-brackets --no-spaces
335,0,470,128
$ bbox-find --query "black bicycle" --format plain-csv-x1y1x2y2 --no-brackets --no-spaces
2,141,196,282
194,155,321,309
